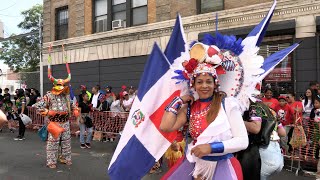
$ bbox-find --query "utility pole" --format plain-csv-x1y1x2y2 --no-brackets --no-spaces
39,16,43,96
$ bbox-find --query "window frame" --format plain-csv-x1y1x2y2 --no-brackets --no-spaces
93,0,148,33
55,6,69,40
197,0,224,14
131,0,148,26
94,0,109,33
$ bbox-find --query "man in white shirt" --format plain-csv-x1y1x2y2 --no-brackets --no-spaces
128,86,136,99
122,91,134,112
90,85,102,109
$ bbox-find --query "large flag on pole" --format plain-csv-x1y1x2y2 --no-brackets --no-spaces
108,15,187,180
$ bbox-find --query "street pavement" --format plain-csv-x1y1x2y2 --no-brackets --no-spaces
0,129,315,180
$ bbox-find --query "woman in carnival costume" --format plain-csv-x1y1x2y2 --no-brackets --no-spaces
160,33,250,179
33,45,79,169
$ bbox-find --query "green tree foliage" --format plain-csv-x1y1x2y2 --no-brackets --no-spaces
0,4,43,72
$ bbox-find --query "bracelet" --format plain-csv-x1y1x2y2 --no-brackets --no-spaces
165,97,183,115
250,116,262,122
209,142,224,153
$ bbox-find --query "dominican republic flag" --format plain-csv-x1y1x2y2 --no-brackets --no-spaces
258,43,300,81
108,15,187,180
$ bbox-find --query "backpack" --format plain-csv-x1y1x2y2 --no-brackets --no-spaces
245,101,276,146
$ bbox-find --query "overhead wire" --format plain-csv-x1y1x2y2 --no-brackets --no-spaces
0,1,17,12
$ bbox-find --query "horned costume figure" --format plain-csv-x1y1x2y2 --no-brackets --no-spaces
33,45,79,168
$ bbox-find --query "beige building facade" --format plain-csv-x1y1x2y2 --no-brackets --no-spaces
42,0,320,96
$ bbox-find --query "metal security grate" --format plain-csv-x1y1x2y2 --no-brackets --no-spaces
259,43,293,97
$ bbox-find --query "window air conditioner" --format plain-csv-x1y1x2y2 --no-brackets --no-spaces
112,19,125,30
96,18,108,33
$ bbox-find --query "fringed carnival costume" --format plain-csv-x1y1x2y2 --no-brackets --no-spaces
33,45,80,168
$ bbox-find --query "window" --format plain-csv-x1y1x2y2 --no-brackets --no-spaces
93,0,148,32
131,0,147,26
56,6,68,40
112,0,127,27
200,0,224,14
95,0,108,32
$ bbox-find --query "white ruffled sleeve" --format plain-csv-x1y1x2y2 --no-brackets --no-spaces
222,97,249,153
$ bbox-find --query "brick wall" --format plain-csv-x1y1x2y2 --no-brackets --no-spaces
155,0,197,22
171,0,197,19
148,0,156,24
43,0,86,43
84,0,93,35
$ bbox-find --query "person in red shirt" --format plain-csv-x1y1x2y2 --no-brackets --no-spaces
274,96,294,126
275,96,294,154
286,92,303,124
119,85,127,100
262,88,279,110
286,92,303,153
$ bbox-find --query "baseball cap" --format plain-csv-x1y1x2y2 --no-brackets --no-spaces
121,85,127,90
278,95,287,101
105,86,112,90
80,85,86,90
123,91,128,96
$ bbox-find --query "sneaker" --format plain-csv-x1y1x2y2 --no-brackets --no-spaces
19,137,25,141
14,136,21,141
0,129,2,132
10,129,14,133
80,144,86,149
85,143,91,149
110,138,114,142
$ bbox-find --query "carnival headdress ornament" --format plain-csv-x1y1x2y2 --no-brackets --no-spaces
173,34,242,87
47,44,71,95
172,0,300,112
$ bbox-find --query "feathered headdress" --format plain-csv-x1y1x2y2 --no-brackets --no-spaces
171,0,300,112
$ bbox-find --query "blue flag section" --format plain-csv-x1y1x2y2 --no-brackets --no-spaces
137,43,170,101
69,84,77,104
108,135,156,180
259,43,300,81
164,14,186,64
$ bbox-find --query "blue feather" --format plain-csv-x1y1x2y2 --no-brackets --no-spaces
200,32,244,55
189,41,197,48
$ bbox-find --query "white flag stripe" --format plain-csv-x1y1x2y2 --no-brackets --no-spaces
135,117,172,160
108,99,142,167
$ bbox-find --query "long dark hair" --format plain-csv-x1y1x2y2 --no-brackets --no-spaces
304,88,315,107
16,89,25,98
206,91,222,124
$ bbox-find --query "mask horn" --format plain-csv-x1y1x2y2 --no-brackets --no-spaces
47,44,58,85
62,44,71,84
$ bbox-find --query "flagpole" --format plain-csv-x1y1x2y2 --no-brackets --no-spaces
39,15,43,96
216,12,218,32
